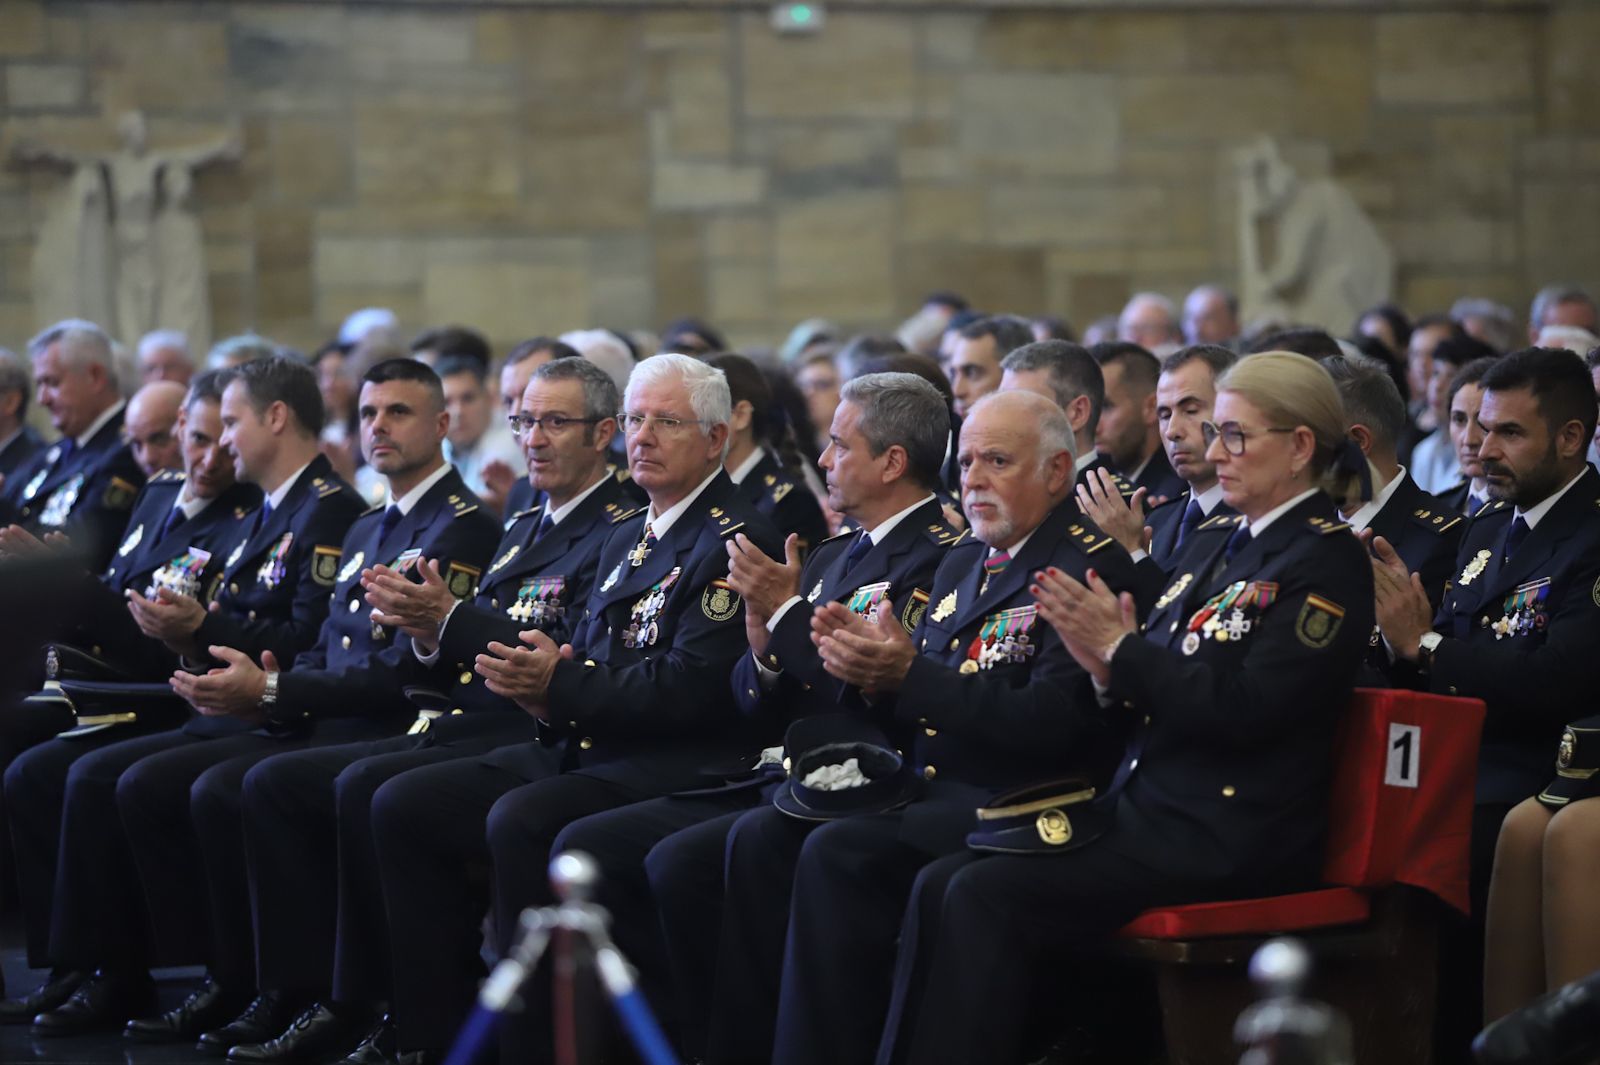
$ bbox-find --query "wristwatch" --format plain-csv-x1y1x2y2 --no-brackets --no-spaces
1416,632,1443,671
260,669,280,709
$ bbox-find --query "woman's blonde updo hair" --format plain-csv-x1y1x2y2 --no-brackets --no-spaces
1215,351,1366,504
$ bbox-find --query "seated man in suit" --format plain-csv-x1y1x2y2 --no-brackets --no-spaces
549,371,960,1060
364,354,779,1065
0,348,44,483
703,390,1145,1065
0,320,144,573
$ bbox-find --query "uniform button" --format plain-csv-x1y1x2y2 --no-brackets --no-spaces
924,727,937,738
348,599,360,613
1129,758,1139,770
492,599,499,609
569,720,578,728
747,688,757,699
948,638,959,651
584,659,596,667
1142,714,1151,726
922,765,937,780
341,636,351,650
1479,617,1489,628
920,638,927,650
580,737,594,750
802,683,811,691
451,708,464,715
584,608,591,619
248,610,257,621
230,583,240,595
1448,685,1458,695
459,671,473,685
1221,785,1236,798
607,626,613,637
108,567,116,577
1169,621,1178,633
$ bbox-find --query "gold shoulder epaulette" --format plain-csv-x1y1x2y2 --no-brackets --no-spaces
150,469,186,484
718,521,746,538
1113,474,1136,499
1198,513,1245,531
317,480,346,499
1066,522,1115,555
922,520,961,546
1305,516,1351,535
1473,499,1510,519
947,527,976,548
509,506,542,522
1410,506,1463,535
451,502,480,519
360,502,384,517
813,529,855,550
610,506,644,525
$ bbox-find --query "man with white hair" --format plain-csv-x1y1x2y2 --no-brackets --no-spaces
1527,284,1598,344
363,354,780,1065
1182,285,1241,347
0,320,145,572
137,330,195,386
1118,292,1183,356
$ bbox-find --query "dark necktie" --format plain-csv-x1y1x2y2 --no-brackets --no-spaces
249,500,274,540
55,437,75,466
535,514,555,542
1502,516,1530,564
842,531,873,574
1175,498,1205,551
378,505,404,543
160,506,187,540
1468,493,1486,517
1223,523,1253,564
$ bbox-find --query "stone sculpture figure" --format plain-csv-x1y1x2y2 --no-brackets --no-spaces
11,111,240,349
1236,137,1393,333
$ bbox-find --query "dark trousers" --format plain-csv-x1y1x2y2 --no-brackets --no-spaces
3,720,166,970
370,742,561,1055
554,795,757,1058
1434,801,1517,1065
245,714,535,1005
0,695,75,931
118,721,391,990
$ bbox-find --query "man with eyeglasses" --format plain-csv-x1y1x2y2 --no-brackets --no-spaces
140,358,634,1065
358,354,779,1065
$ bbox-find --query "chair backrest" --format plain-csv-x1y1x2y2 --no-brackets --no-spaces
1319,687,1486,914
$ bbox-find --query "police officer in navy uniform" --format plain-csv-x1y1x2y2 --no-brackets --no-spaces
708,354,828,557
885,351,1373,1065
1371,347,1600,1061
0,320,144,574
1436,357,1498,519
178,360,630,1063
0,370,261,1026
1091,342,1188,504
549,372,959,1060
362,354,778,1065
1075,345,1240,606
0,349,45,484
703,390,1144,1065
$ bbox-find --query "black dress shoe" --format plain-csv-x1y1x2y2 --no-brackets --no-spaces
199,992,299,1054
337,1015,397,1065
31,969,157,1037
1474,970,1600,1065
0,970,87,1025
228,1003,373,1065
126,973,249,1043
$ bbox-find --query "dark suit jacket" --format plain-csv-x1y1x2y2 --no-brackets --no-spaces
1131,446,1186,504
735,451,827,556
1,407,144,573
0,424,45,483
1107,493,1374,881
1411,466,1600,805
540,472,780,793
253,466,501,737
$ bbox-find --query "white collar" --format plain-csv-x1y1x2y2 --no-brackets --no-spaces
647,467,722,539
177,492,213,520
1127,451,1153,483
988,524,1038,559
1516,468,1587,530
727,447,766,486
1246,488,1320,538
546,469,612,527
77,399,125,448
386,461,452,516
1072,451,1097,476
1341,465,1408,532
865,493,937,546
1193,481,1226,515
265,460,314,511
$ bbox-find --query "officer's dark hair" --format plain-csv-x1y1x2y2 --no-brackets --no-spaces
361,357,446,414
706,352,809,477
1001,340,1105,433
1432,334,1499,371
434,355,488,387
528,356,618,447
1161,344,1237,382
836,333,908,382
1481,346,1599,446
1031,315,1076,342
505,336,580,367
661,317,725,356
1355,303,1412,357
0,348,30,421
840,371,949,492
1586,347,1600,372
1447,356,1498,409
955,315,1034,360
222,355,325,437
410,325,490,369
923,290,970,314
1323,355,1408,453
1090,341,1160,393
1246,327,1343,362
184,369,229,410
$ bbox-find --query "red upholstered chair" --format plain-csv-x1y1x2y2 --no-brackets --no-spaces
1114,688,1487,1065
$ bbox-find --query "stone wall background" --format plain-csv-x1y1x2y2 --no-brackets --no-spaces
0,1,1596,354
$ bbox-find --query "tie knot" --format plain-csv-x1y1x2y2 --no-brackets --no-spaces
536,514,555,540
378,505,403,539
984,550,1012,576
1503,515,1531,562
1224,523,1252,562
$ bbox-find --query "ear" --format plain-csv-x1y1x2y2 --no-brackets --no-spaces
1348,423,1374,458
1045,449,1074,497
879,443,909,486
1556,418,1589,461
1290,425,1318,472
434,406,450,441
265,399,290,437
705,420,730,459
729,400,754,434
592,416,617,454
1141,390,1158,427
1065,394,1092,436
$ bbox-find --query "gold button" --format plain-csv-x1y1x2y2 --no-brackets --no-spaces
1169,621,1178,633
747,688,757,698
920,638,927,650
924,727,937,738
108,567,116,577
1479,617,1489,628
1221,785,1236,798
922,765,937,780
584,659,596,667
348,599,360,613
452,708,464,715
1142,714,1151,726
1448,685,1458,695
341,635,351,650
492,599,499,609
229,583,240,595
948,638,958,651
459,671,472,685
580,737,593,750
248,610,257,621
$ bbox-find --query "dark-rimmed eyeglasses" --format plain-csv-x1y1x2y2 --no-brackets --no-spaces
507,414,601,435
1201,421,1295,456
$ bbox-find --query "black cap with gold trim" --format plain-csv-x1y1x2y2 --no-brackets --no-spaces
1537,719,1600,810
966,778,1106,854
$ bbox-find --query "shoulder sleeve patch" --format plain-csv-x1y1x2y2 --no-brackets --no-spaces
1409,506,1463,535
901,588,931,633
445,561,481,599
948,527,974,547
312,545,342,586
103,475,139,510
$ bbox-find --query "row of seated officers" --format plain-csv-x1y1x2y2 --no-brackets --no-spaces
0,319,1597,1065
